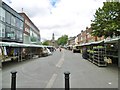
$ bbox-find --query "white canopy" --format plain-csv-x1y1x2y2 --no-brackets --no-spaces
0,42,44,48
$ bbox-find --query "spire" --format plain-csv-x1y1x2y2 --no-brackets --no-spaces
52,33,55,41
22,8,24,12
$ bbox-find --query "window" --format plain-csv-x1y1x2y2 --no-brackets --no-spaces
11,28,15,39
5,26,11,38
11,15,16,26
16,18,20,28
16,18,23,30
16,30,23,41
0,8,5,22
19,31,23,41
0,23,5,37
5,11,11,24
5,26,16,39
0,23,2,37
20,20,23,30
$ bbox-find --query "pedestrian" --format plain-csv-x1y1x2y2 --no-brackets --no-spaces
59,48,62,52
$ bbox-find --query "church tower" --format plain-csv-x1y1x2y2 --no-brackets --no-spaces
52,33,55,46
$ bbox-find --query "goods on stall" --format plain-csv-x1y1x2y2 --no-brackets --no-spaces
93,46,107,66
104,57,112,64
0,47,2,60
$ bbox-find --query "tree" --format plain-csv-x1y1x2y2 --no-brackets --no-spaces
57,35,68,46
91,2,120,38
42,40,49,45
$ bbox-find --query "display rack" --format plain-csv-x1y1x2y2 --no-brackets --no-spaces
93,47,107,66
87,50,94,63
105,43,118,65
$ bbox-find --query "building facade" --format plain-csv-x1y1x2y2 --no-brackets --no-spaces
0,0,2,7
19,13,41,44
0,2,24,43
75,36,79,45
80,30,87,44
76,27,104,45
86,27,97,43
67,36,76,46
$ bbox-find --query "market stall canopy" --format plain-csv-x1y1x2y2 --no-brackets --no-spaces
0,42,44,47
104,37,120,44
0,42,11,46
78,42,91,47
44,45,54,48
91,40,104,45
77,40,104,47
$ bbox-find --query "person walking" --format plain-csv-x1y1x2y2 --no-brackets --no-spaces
59,47,62,52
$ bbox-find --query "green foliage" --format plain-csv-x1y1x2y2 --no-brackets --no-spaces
57,35,68,46
91,2,120,38
42,40,49,45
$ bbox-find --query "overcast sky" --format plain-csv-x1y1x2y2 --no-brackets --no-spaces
3,0,106,41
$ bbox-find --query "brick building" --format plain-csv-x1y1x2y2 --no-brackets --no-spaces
19,13,41,44
67,36,76,46
86,27,97,43
76,27,104,45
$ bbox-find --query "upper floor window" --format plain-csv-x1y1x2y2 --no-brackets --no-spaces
0,8,5,22
0,23,5,38
16,18,23,30
20,20,23,30
10,28,15,39
5,11,11,24
16,30,23,41
11,15,16,26
16,18,20,28
5,26,13,39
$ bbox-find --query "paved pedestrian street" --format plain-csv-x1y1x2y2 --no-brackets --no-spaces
1,49,118,88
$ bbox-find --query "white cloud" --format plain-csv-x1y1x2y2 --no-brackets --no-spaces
3,0,106,41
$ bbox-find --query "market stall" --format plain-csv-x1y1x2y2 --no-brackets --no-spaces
104,37,119,66
78,40,107,66
0,42,44,62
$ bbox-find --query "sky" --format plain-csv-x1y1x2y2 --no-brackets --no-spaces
3,0,106,42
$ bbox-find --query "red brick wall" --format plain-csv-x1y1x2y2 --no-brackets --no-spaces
19,13,30,35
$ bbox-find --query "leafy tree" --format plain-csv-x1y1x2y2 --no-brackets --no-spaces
57,35,68,46
91,2,120,38
42,40,49,45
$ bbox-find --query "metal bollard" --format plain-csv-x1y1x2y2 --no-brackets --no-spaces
11,71,17,90
64,71,70,90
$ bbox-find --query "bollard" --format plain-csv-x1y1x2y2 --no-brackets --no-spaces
64,71,70,90
11,71,17,90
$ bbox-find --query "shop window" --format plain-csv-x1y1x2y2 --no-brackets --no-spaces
5,11,11,24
